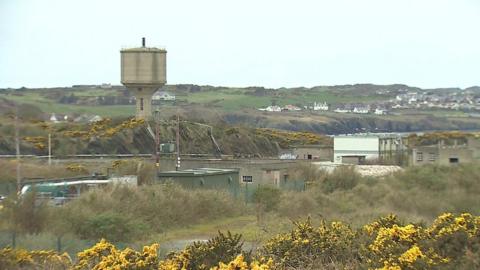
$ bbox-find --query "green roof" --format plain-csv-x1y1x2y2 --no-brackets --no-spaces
158,168,239,177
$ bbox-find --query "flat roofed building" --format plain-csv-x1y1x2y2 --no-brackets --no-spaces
378,134,409,165
157,168,240,196
411,138,477,166
334,134,408,165
290,145,333,161
334,135,379,164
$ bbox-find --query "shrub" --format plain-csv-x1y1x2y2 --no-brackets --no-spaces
77,212,149,242
0,192,49,234
320,166,360,193
277,191,318,219
2,213,480,270
73,239,159,270
160,231,247,270
291,163,326,185
262,217,357,269
252,186,281,213
49,183,245,241
211,254,273,270
0,247,72,270
425,213,480,267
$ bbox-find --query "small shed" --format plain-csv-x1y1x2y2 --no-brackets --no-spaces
156,168,240,196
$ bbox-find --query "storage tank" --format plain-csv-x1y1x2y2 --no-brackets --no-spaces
121,38,167,119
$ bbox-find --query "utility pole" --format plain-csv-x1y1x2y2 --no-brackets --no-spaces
48,133,52,166
176,113,180,171
155,121,160,169
14,106,21,193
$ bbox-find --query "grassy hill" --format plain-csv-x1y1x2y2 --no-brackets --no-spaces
1,84,480,135
0,83,409,116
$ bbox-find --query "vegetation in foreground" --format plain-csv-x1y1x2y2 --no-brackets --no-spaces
2,162,480,247
1,212,480,269
2,161,480,268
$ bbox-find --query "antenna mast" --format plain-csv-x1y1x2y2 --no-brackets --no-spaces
14,106,21,193
176,113,180,171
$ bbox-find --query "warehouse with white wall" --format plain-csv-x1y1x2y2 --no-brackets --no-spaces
333,135,380,164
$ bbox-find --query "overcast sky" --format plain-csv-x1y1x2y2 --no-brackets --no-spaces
0,0,479,89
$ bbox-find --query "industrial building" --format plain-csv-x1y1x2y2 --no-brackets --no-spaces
290,145,333,161
334,134,408,165
155,163,305,203
334,135,380,164
410,137,480,166
155,158,292,184
156,168,240,196
378,134,409,165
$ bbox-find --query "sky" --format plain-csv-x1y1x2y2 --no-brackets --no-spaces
0,0,479,89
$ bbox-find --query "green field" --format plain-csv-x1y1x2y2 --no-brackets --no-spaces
180,88,388,111
69,88,118,97
1,92,134,118
1,86,390,115
0,86,475,133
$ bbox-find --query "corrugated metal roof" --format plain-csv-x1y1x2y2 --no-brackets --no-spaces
158,167,239,177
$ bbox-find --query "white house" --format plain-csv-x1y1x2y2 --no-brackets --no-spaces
353,106,370,114
100,83,112,89
283,105,302,111
374,108,387,115
263,105,282,112
313,102,329,111
88,115,103,123
152,91,176,101
50,113,59,123
334,108,351,113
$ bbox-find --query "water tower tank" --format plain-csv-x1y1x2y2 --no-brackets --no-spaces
121,38,167,119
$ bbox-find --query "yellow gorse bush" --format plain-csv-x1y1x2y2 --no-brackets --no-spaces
255,128,331,148
73,239,159,270
362,213,480,270
211,255,273,270
427,212,480,238
0,247,72,269
369,224,422,252
63,118,145,140
159,231,246,270
23,136,47,150
65,164,88,173
262,217,356,268
1,213,480,269
398,245,425,264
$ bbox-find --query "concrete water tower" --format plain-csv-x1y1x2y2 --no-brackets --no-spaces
121,38,167,120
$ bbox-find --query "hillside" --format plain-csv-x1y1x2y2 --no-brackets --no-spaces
2,84,480,136
0,116,331,157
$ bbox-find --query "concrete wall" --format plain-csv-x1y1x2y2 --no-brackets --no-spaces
334,136,379,163
411,146,474,166
379,137,409,165
438,148,473,165
121,49,167,85
467,137,480,159
292,146,333,161
133,90,155,119
341,156,364,165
